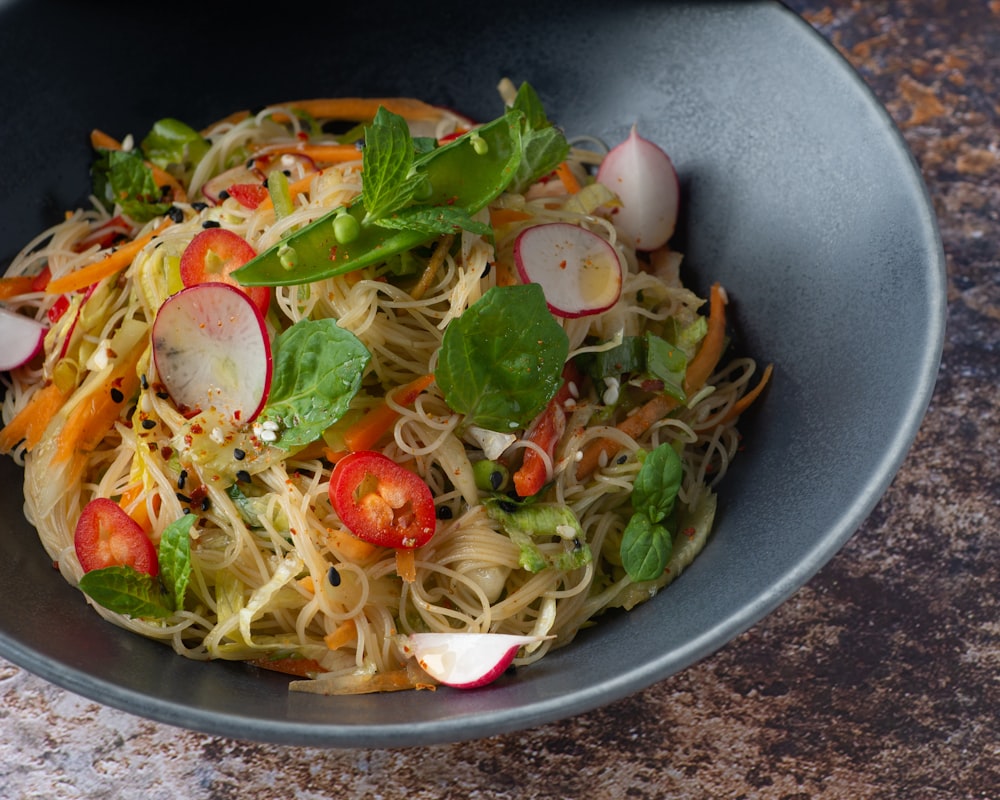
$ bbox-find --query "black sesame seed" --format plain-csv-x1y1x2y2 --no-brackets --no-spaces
191,202,208,212
141,418,157,430
572,537,583,551
616,454,628,464
202,220,221,229
233,448,246,460
218,190,230,200
498,499,518,514
327,566,342,587
236,469,251,483
176,493,191,503
140,373,149,390
200,496,211,512
489,470,503,491
436,505,453,520
177,469,188,490
167,206,185,223
481,262,492,278
156,391,169,400
110,387,124,403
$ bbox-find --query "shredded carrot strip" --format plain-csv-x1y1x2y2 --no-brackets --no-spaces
0,382,68,455
395,548,417,583
718,363,774,426
279,97,446,122
45,218,173,295
119,483,159,534
576,282,728,481
246,655,325,677
342,373,435,452
489,207,533,228
256,143,362,164
326,528,378,562
89,128,121,150
52,342,144,464
298,575,317,594
555,161,582,194
0,275,38,299
682,282,727,394
324,619,357,650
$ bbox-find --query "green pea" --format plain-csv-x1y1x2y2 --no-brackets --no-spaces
332,212,361,244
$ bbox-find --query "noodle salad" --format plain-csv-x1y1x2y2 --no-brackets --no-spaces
0,81,770,693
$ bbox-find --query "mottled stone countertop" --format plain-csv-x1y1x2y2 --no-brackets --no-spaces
2,2,998,798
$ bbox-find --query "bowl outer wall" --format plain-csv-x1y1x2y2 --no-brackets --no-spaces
0,0,945,746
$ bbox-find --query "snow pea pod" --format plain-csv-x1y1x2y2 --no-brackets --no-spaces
233,111,523,287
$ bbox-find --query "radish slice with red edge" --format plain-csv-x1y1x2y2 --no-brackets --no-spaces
596,124,679,251
0,307,46,371
514,222,623,318
152,282,272,424
398,632,549,689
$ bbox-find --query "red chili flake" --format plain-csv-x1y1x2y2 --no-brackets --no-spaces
160,446,174,459
559,260,568,270
190,424,204,434
329,245,338,261
682,527,696,539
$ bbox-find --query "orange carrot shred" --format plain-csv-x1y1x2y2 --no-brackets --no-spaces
342,374,435,452
717,363,774,426
0,382,68,455
555,161,582,194
395,548,417,583
0,275,38,299
324,619,357,650
45,218,173,295
255,143,362,164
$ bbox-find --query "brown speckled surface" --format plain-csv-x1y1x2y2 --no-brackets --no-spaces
2,3,998,797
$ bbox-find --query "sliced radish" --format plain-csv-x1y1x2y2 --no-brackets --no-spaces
398,632,548,689
152,283,272,424
0,307,46,371
514,222,623,318
596,124,679,251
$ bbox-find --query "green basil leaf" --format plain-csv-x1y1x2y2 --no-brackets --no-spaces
260,318,371,448
632,442,683,524
436,284,569,431
158,513,195,611
646,333,687,402
78,566,173,619
620,514,672,583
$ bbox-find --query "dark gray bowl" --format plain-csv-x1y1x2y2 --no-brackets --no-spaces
0,0,945,746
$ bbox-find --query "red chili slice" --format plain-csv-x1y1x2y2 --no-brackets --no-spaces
329,451,436,549
74,497,159,576
226,183,269,210
179,228,271,316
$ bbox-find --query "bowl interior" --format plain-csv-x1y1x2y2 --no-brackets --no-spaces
0,0,944,746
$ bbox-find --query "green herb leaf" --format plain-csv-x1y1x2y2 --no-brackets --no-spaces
259,318,371,448
620,514,673,583
362,107,422,221
632,443,683,524
436,284,569,431
374,205,491,236
78,566,173,619
510,82,570,193
158,513,195,610
91,149,173,222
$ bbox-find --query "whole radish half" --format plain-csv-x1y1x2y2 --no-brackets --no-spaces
399,632,549,689
152,282,272,424
0,307,46,371
514,222,623,318
596,124,679,251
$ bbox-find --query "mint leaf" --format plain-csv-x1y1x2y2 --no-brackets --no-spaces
374,205,491,236
632,443,683,524
620,514,672,582
78,566,173,619
436,284,569,432
510,82,570,193
260,318,371,448
362,108,422,221
91,148,173,222
158,513,195,610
